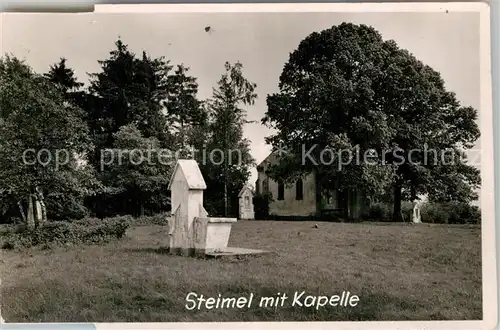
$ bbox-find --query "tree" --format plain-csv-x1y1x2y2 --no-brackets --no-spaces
44,57,84,92
425,148,481,203
83,39,174,216
262,23,480,220
62,39,209,217
101,124,172,217
200,62,257,216
164,64,207,153
0,56,100,226
373,42,480,219
44,58,92,115
87,40,172,160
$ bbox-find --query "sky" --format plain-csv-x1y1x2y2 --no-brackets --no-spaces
1,11,481,186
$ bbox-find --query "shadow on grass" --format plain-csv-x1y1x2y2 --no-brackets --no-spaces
123,247,170,255
122,247,272,263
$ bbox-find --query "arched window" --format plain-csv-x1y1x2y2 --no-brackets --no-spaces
255,179,260,195
277,180,285,200
296,179,303,200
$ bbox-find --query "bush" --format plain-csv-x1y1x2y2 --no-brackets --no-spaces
0,224,16,237
420,202,481,224
401,201,414,221
2,215,131,250
133,212,171,226
447,201,481,224
363,201,480,224
365,203,391,221
46,194,90,221
420,203,449,224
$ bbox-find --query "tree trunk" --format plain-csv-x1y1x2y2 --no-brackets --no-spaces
410,185,417,201
27,195,35,229
392,182,403,222
409,185,417,223
139,197,145,217
224,174,228,217
35,200,43,225
180,120,185,152
17,200,26,223
341,189,349,220
31,194,41,228
35,186,48,223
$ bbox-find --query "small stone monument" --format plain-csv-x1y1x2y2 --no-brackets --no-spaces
238,185,255,220
412,199,422,223
168,159,268,257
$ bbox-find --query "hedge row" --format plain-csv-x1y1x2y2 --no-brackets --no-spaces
1,215,131,250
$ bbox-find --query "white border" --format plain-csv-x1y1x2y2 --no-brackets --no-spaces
93,2,485,13
2,2,497,330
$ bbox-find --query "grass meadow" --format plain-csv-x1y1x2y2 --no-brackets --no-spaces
0,220,482,322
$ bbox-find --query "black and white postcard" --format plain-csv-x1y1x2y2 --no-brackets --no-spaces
0,3,496,330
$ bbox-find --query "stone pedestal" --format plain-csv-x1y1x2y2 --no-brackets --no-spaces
194,217,237,254
238,185,255,220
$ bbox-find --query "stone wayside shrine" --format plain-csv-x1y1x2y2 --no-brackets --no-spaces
167,159,268,257
411,199,422,224
238,185,255,220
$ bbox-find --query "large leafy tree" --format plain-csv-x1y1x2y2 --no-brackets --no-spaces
42,58,102,220
262,23,480,220
0,56,100,225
